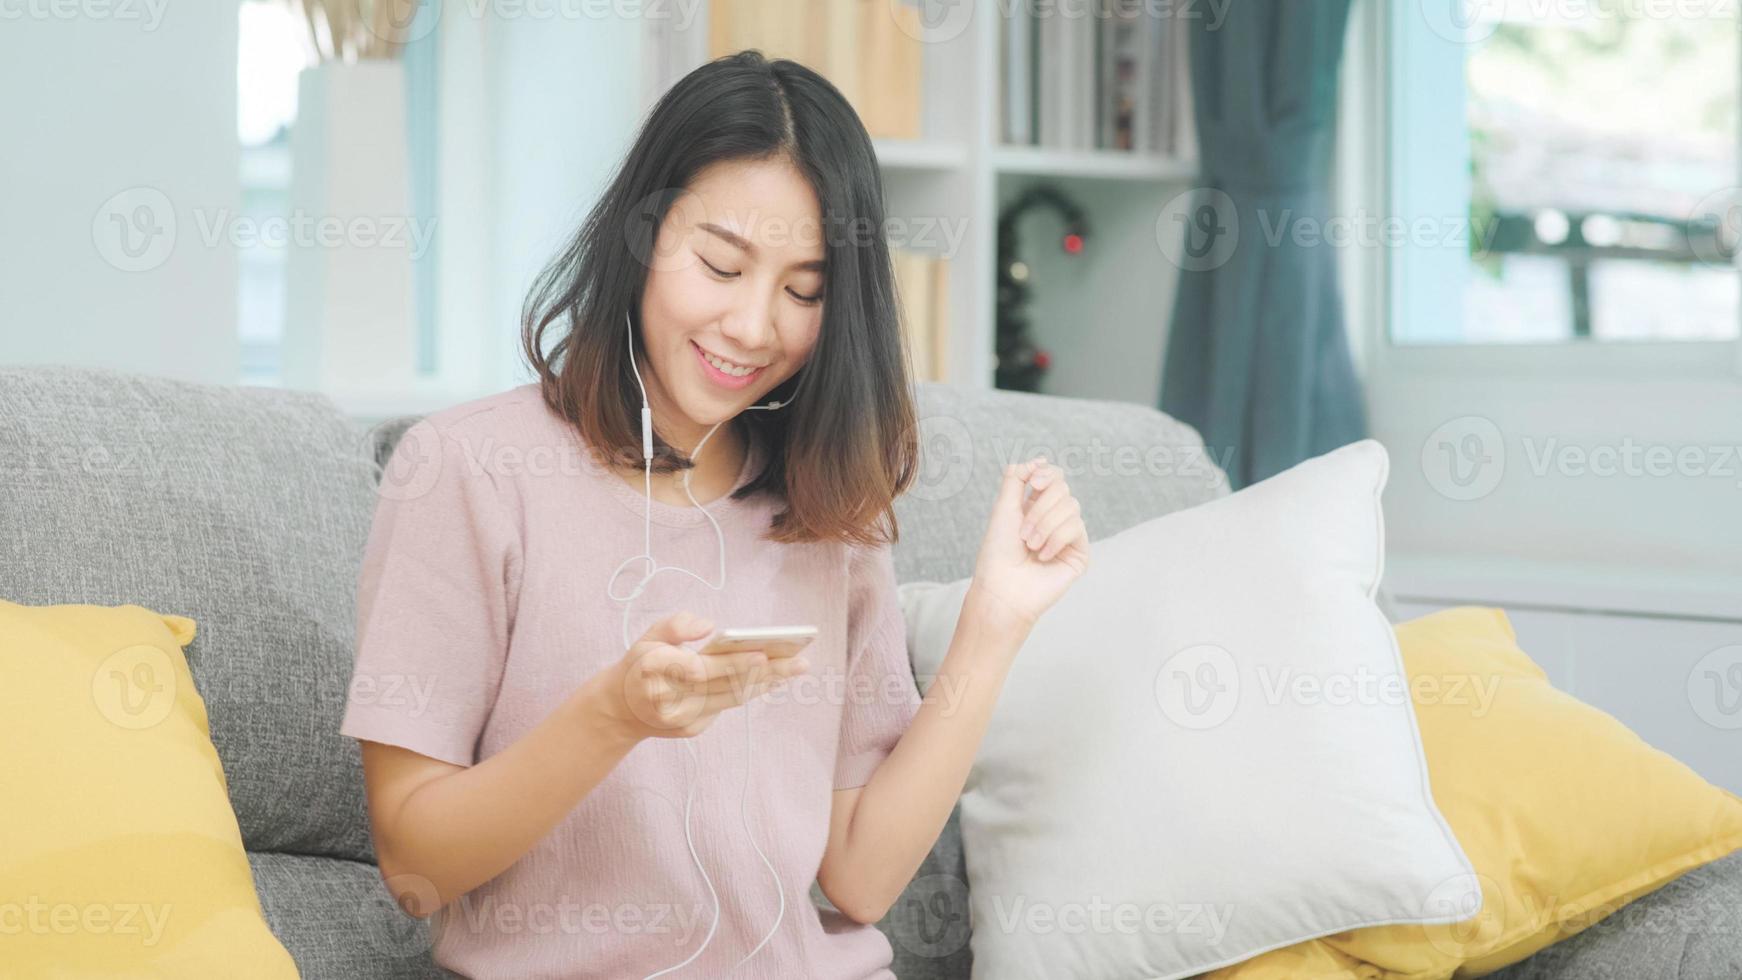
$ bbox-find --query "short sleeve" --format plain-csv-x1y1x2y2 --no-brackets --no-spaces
339,420,521,767
833,539,923,790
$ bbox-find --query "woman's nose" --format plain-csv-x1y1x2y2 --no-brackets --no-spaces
720,291,777,352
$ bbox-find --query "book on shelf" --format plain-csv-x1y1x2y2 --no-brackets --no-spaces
1004,2,1192,156
1001,5,1036,144
890,247,950,384
709,0,922,140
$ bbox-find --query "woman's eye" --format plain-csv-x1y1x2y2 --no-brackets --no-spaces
698,252,819,304
698,256,738,280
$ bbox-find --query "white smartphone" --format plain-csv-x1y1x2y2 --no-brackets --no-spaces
698,625,818,659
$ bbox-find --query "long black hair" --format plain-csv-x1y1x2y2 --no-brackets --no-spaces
520,49,917,548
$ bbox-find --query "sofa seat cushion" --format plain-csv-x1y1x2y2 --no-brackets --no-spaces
250,851,451,980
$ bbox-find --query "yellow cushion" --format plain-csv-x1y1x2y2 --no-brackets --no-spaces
0,599,299,977
1206,606,1742,980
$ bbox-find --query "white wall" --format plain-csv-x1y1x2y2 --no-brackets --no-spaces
0,5,241,384
480,10,649,392
1371,372,1742,582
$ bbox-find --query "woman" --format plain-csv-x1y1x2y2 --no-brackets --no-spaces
340,50,1090,979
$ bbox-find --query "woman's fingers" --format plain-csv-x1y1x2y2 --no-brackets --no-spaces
691,657,808,696
653,649,809,697
1027,496,1081,554
690,649,768,681
1019,468,1071,539
1040,514,1088,563
659,662,807,718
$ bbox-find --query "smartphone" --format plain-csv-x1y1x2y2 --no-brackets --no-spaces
698,625,818,659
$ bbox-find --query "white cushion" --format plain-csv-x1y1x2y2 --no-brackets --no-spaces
898,439,1477,980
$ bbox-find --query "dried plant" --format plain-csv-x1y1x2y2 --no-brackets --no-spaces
284,0,422,62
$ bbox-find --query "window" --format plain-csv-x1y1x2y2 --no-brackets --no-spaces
235,0,439,387
237,0,307,385
1389,1,1741,347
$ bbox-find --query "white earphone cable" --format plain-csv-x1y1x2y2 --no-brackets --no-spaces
617,312,792,979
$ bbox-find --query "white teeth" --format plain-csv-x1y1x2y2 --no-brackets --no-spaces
701,348,758,377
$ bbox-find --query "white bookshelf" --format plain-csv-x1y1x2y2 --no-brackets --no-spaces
649,5,1198,402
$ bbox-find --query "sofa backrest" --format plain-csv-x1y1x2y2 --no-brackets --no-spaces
885,383,1229,584
0,365,380,862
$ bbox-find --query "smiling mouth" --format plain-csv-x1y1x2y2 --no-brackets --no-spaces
692,340,766,378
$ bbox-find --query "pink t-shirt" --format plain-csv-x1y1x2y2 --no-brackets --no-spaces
339,383,923,979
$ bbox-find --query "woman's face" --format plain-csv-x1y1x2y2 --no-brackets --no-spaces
636,156,827,443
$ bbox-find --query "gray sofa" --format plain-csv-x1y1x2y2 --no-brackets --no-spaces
4,364,1740,980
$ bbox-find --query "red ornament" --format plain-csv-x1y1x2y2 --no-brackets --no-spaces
1062,233,1083,254
1034,350,1052,369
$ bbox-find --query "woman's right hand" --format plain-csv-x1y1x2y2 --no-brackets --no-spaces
590,611,810,743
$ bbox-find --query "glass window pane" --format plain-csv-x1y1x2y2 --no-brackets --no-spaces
1457,3,1739,343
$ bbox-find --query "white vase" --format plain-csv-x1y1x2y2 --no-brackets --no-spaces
282,61,418,396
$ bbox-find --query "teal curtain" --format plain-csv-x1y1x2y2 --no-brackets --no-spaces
1160,0,1367,488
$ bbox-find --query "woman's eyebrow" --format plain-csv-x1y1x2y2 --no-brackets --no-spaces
698,221,825,272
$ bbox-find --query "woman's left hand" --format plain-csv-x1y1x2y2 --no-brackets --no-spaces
968,457,1091,632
